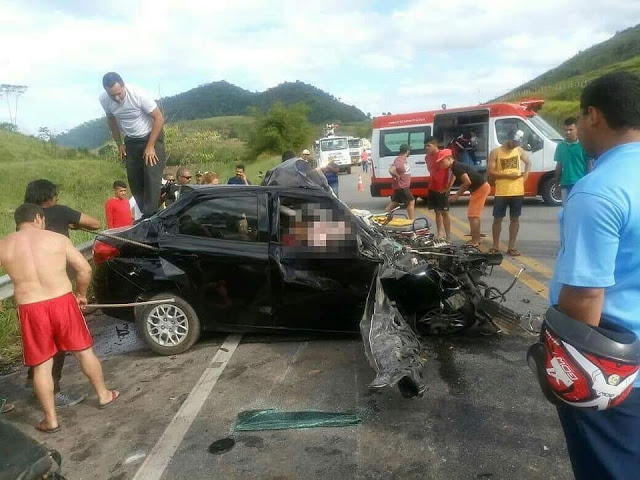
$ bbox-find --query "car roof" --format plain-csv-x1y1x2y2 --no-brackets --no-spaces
181,184,329,196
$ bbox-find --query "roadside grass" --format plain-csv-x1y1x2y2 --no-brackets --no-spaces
183,153,280,185
538,101,580,130
0,299,21,371
0,154,127,241
177,115,255,141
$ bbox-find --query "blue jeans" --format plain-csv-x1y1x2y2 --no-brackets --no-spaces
329,182,339,198
556,388,640,479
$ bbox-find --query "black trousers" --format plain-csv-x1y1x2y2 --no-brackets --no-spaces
27,351,65,393
125,133,166,217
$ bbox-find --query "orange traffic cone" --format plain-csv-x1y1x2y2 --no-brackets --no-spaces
357,174,364,192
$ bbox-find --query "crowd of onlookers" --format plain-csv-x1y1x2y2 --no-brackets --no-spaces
384,116,592,256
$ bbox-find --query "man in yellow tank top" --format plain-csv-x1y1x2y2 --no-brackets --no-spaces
487,129,531,256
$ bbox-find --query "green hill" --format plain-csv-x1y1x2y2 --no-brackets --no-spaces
0,127,126,241
56,80,367,149
492,24,640,127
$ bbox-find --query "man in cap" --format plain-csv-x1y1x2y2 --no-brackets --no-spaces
425,139,452,241
385,144,415,220
487,129,531,256
301,149,311,161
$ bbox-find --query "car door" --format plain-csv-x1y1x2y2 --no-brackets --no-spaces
270,192,378,332
158,192,273,328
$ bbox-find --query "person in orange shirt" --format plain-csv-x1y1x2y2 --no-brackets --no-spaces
105,181,133,229
487,130,531,256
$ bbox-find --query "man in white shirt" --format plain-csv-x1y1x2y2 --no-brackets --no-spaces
100,72,165,218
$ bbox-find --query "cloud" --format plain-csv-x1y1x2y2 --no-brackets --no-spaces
0,0,639,133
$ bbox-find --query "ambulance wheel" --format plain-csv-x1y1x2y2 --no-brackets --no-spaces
541,177,562,206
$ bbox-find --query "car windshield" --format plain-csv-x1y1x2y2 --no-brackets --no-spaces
320,138,348,151
530,115,563,142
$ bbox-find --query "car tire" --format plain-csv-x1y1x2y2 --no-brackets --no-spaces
541,177,562,206
135,293,201,355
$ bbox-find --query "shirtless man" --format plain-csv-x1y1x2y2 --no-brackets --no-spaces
0,204,118,433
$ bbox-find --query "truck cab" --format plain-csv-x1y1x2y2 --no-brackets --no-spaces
317,136,353,174
348,137,365,165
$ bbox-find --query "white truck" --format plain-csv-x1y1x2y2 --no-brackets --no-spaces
316,136,354,174
348,137,365,165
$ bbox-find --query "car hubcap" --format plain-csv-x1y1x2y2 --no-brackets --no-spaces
146,304,189,346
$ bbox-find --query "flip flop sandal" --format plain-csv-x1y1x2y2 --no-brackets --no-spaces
36,421,60,434
507,249,522,257
99,390,120,409
1,399,14,414
488,248,501,254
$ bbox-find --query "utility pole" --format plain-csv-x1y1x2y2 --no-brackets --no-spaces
0,84,28,127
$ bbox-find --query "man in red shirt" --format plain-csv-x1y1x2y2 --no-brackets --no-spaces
105,181,134,229
385,144,415,219
425,138,452,241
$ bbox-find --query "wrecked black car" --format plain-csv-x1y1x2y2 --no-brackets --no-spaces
92,184,381,354
92,159,519,396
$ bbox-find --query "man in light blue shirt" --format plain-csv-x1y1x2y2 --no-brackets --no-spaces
548,71,640,480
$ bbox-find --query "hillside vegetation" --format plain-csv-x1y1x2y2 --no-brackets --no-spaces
0,129,127,243
493,24,640,128
56,80,368,149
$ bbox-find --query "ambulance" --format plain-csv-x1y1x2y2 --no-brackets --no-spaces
369,100,564,206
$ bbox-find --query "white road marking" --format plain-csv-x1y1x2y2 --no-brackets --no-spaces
132,334,243,480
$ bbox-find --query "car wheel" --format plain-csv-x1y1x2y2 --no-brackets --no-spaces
541,177,562,206
135,293,201,355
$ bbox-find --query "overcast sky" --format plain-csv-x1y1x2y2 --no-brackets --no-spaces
1,0,639,135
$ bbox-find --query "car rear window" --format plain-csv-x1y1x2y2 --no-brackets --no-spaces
178,196,261,242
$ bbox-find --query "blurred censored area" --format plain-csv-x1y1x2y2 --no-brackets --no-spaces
278,197,358,256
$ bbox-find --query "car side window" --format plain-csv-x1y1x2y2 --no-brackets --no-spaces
178,196,260,242
277,195,357,253
495,118,543,152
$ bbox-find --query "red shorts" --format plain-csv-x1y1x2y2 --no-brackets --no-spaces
18,292,93,367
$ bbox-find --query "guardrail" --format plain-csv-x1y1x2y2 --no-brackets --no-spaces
0,240,94,302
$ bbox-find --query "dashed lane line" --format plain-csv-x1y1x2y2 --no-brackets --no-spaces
444,210,555,279
132,334,243,480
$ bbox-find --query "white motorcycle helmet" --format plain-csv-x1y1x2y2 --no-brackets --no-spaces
527,306,640,410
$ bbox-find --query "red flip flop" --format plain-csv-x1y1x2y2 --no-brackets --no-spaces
99,390,120,410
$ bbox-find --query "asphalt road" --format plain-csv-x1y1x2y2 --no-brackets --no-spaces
0,168,572,480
